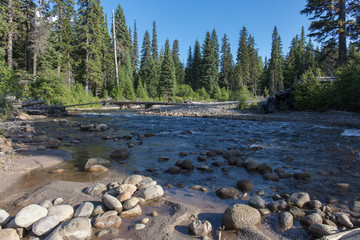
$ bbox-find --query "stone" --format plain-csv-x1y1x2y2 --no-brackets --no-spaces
179,152,188,157
123,175,143,185
215,187,240,199
335,183,350,189
190,185,208,192
47,205,74,222
293,171,310,180
352,201,360,212
144,132,155,137
326,196,338,205
0,229,19,240
117,184,137,195
196,164,210,171
222,150,242,160
110,148,130,160
74,202,94,218
134,223,145,230
32,215,60,237
140,218,150,224
268,200,287,212
337,214,353,228
258,163,273,174
309,223,338,237
123,197,139,210
289,192,310,208
245,159,260,171
188,220,212,236
309,200,322,209
117,191,132,203
93,211,122,228
45,217,92,240
289,206,305,219
137,180,157,190
88,165,108,172
222,204,261,230
85,183,107,196
0,209,10,225
279,211,294,231
248,196,266,209
52,198,64,206
33,135,48,142
166,166,181,174
236,180,253,192
135,185,164,200
39,200,53,209
278,171,292,179
258,209,271,216
262,172,280,181
181,160,195,171
120,205,142,218
15,204,48,228
150,211,158,217
300,213,322,226
44,139,60,148
84,158,110,171
102,194,123,212
92,204,105,216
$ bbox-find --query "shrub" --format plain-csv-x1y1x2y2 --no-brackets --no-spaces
213,86,230,101
231,86,255,109
195,87,210,101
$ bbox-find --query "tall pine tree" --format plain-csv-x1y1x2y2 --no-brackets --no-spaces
200,31,218,95
159,39,175,99
219,33,233,90
268,26,284,94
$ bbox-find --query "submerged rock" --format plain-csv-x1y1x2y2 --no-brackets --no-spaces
236,180,253,192
215,187,240,199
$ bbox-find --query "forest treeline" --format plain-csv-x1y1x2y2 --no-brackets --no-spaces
0,0,360,114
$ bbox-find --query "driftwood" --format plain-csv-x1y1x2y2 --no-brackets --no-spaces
21,100,45,107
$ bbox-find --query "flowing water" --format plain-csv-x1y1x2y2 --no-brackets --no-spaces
5,110,360,239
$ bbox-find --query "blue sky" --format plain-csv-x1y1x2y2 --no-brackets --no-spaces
102,0,312,64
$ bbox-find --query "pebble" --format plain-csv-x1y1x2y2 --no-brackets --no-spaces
300,213,323,226
222,204,261,230
52,198,64,206
215,187,240,199
120,205,142,218
268,200,287,212
289,192,310,208
150,211,158,217
134,223,145,230
140,218,150,224
117,191,132,203
123,175,143,185
0,229,19,240
337,214,353,228
258,208,271,216
93,211,122,228
39,200,53,209
236,180,253,192
0,209,10,225
309,200,322,209
135,185,164,200
123,197,140,210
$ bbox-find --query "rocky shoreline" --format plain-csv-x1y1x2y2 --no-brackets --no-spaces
0,110,360,239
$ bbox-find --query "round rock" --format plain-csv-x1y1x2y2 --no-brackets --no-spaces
289,192,310,208
222,204,261,230
248,196,266,209
15,204,48,228
120,205,142,218
123,175,143,185
74,202,94,218
93,211,122,228
84,158,110,170
215,187,240,199
47,205,74,222
102,194,123,212
32,215,60,237
279,211,294,231
136,185,164,200
236,180,253,192
123,197,139,210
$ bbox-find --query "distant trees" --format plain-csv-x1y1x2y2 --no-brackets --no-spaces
267,26,284,94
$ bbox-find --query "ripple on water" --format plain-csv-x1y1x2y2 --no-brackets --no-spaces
341,129,360,137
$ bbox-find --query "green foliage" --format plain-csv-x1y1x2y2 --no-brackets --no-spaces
195,87,210,101
231,86,255,109
111,87,123,100
294,68,333,111
0,60,21,100
175,84,195,100
158,39,175,99
200,32,218,95
334,53,360,111
66,83,100,107
213,86,230,101
135,77,149,101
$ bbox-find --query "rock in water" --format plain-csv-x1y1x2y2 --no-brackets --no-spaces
84,158,111,170
248,196,266,209
32,215,60,237
222,204,261,230
110,148,130,160
309,223,338,237
188,220,212,236
236,180,253,192
0,229,19,240
215,187,240,199
15,204,48,228
289,192,310,208
279,211,294,231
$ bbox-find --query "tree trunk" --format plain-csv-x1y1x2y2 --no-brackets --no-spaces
33,52,37,77
7,0,14,68
338,0,347,65
112,10,119,87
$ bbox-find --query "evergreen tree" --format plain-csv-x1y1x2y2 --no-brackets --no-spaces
200,31,218,95
140,31,157,97
219,33,233,90
191,40,202,90
159,39,175,99
268,26,284,94
248,35,260,95
101,13,115,94
236,26,250,88
172,39,184,85
184,46,193,86
131,20,139,74
151,21,158,62
211,28,219,72
301,0,355,65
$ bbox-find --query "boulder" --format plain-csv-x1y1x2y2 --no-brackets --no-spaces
309,223,338,237
45,217,92,240
0,229,19,240
279,211,294,231
123,175,143,185
135,185,164,200
289,206,305,219
32,215,60,237
74,202,94,218
84,158,110,170
262,173,280,181
116,184,137,195
110,148,130,160
245,159,260,171
289,192,310,208
236,180,253,192
15,204,48,228
123,197,139,210
248,196,266,209
215,187,240,199
102,194,123,213
85,183,107,196
337,214,353,228
93,211,122,228
188,220,212,236
222,204,261,230
120,205,142,218
300,213,322,226
47,205,74,222
258,163,273,174
309,200,322,210
0,209,10,225
268,200,287,212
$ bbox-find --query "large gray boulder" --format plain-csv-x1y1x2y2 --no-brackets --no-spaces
47,205,74,223
289,192,310,208
45,217,92,240
102,194,123,212
32,215,60,237
0,229,19,240
135,185,164,200
309,223,338,237
222,204,261,230
15,204,48,228
74,202,94,218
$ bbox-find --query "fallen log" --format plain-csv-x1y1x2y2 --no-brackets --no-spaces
21,100,45,107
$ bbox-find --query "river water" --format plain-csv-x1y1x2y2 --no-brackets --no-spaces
10,110,360,238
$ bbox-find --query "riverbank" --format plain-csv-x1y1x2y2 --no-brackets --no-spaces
140,103,360,128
